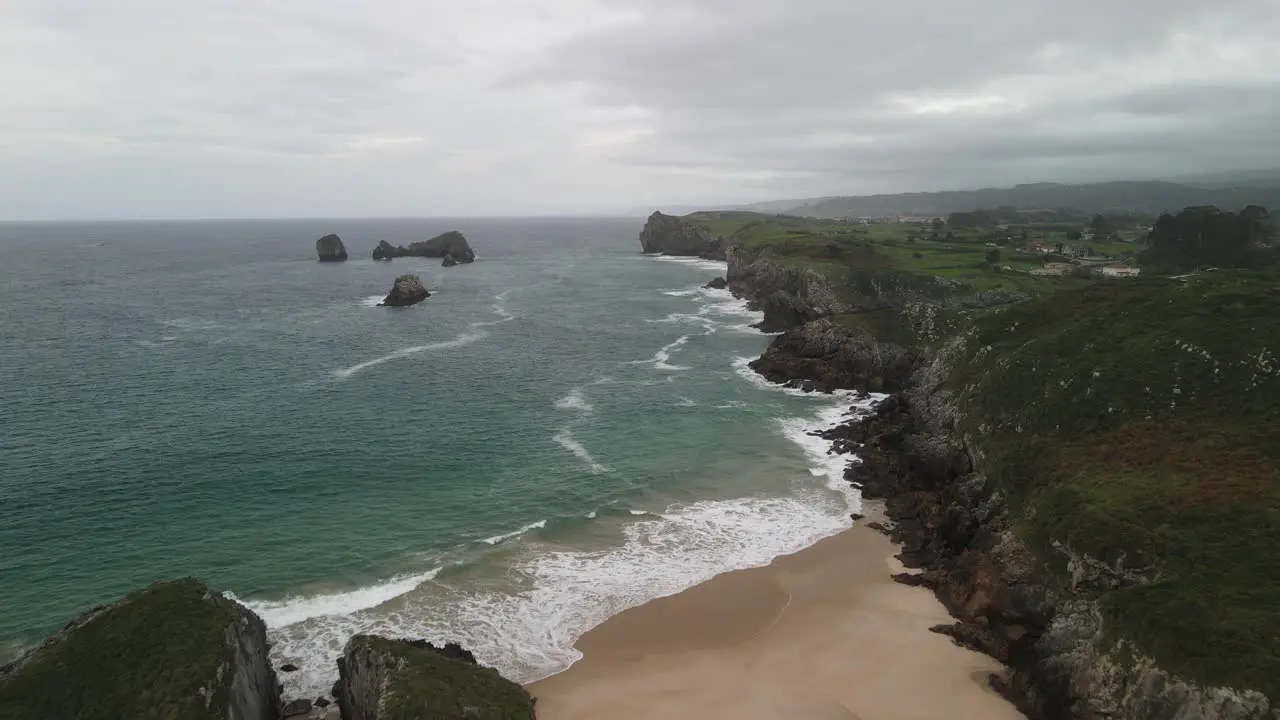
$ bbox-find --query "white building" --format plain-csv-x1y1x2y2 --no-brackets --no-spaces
1100,266,1142,278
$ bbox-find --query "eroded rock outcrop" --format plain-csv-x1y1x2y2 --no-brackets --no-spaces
704,276,728,290
379,275,430,307
316,234,348,262
0,578,280,720
336,636,535,720
372,232,476,263
749,317,914,393
725,245,850,332
639,211,725,260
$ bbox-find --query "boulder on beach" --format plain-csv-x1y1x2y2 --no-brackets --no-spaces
281,698,312,717
336,636,534,720
704,276,728,290
316,234,348,262
379,274,431,307
372,231,476,263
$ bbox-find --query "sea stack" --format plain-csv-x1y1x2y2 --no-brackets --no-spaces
378,274,430,307
639,211,725,260
371,231,476,263
316,234,348,262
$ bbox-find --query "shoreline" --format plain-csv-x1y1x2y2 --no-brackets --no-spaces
528,504,1024,720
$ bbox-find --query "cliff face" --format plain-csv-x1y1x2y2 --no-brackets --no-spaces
316,234,348,262
639,212,725,259
0,578,281,720
749,317,914,393
373,231,476,263
336,636,535,720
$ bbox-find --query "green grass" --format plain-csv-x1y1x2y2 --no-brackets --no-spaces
0,579,242,720
356,637,536,720
951,270,1280,697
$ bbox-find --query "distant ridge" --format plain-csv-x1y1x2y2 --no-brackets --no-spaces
744,180,1280,219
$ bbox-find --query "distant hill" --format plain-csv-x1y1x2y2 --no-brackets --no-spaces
774,181,1280,219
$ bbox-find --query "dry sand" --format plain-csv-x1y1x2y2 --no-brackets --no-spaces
529,508,1025,720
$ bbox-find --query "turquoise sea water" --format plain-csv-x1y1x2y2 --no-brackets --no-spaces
0,218,872,699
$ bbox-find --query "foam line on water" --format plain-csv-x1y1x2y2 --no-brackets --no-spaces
481,520,548,546
637,335,690,371
554,387,593,414
649,255,729,273
226,568,441,628
553,429,611,474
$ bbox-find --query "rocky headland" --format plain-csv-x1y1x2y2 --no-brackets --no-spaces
639,211,726,260
638,209,1280,719
372,231,476,264
316,234,349,262
379,274,430,307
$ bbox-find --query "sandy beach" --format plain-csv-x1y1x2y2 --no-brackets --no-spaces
529,508,1024,720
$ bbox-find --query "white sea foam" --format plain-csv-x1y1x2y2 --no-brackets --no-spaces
335,293,514,378
660,289,700,297
650,255,729,273
731,356,862,399
639,335,690,371
552,429,610,474
334,331,486,378
554,387,593,414
481,520,548,546
227,568,442,629
360,295,384,308
255,487,858,700
674,396,697,407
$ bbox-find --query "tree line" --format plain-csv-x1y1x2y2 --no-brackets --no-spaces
1141,205,1275,270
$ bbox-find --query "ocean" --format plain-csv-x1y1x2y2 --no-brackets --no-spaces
0,217,874,699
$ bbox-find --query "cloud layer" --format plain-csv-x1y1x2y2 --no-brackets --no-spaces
2,0,1276,218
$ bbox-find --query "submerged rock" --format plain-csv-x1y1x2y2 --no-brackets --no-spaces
0,578,281,720
639,211,725,260
379,275,430,307
372,231,476,263
337,636,535,720
704,276,728,290
316,234,348,262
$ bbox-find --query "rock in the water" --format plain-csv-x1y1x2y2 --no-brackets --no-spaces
704,276,728,290
337,635,535,720
378,274,430,308
639,211,725,260
0,578,281,720
280,663,299,673
315,696,331,708
441,253,458,268
282,698,312,717
316,234,348,262
372,231,476,263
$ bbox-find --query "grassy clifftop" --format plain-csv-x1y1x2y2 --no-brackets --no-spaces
948,270,1280,697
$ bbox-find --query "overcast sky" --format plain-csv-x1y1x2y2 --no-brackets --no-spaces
2,0,1277,219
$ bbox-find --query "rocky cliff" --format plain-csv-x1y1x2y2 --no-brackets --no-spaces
639,211,726,259
373,231,476,263
336,636,535,720
379,275,430,307
316,234,348,262
0,578,281,720
749,317,914,393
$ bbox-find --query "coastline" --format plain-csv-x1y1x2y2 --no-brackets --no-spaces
528,505,1024,720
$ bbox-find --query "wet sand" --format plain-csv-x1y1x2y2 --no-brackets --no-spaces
530,508,1024,720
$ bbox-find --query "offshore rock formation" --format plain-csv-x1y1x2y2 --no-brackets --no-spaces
316,234,348,262
336,636,535,720
639,211,726,260
750,317,914,393
703,276,728,290
372,231,476,263
0,578,280,720
379,275,430,307
442,253,458,268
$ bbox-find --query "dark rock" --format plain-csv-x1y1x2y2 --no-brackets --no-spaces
639,211,725,259
704,276,728,290
280,663,299,673
442,253,458,267
749,317,914,393
315,697,331,708
850,512,865,522
867,521,892,534
378,274,430,308
282,698,312,717
372,231,475,263
0,579,281,720
316,234,348,262
337,636,534,720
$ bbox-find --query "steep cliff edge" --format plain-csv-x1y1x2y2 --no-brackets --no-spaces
0,578,281,720
638,211,725,259
336,636,535,720
825,272,1280,719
